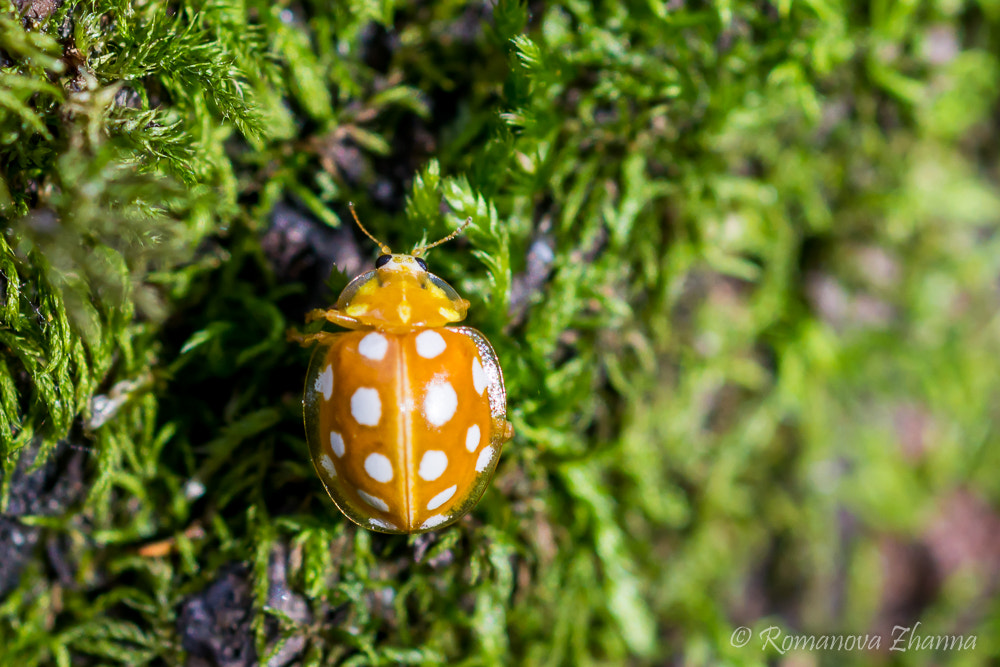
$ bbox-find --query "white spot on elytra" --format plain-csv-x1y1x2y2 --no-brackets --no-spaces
472,357,487,395
330,431,345,457
364,453,394,483
318,454,336,477
358,332,388,361
316,364,333,400
415,330,447,359
465,424,481,452
475,446,495,472
423,380,457,427
427,485,457,511
420,514,449,530
351,388,381,426
418,450,448,481
358,490,388,512
369,518,398,531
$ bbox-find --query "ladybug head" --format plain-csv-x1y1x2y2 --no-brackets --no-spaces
374,254,429,273
334,205,471,331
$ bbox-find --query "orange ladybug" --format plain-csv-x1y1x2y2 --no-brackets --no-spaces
291,204,514,534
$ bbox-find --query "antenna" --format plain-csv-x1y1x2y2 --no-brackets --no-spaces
348,203,391,255
412,217,473,256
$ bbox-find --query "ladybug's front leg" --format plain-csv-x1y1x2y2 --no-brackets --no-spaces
305,307,365,330
288,308,365,347
286,329,341,347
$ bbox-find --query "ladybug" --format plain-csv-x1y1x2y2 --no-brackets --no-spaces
291,204,514,534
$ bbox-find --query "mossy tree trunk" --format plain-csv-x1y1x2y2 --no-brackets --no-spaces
1,1,999,665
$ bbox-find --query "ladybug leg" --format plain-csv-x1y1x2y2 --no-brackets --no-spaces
288,309,365,347
286,329,340,347
503,420,514,442
305,308,363,329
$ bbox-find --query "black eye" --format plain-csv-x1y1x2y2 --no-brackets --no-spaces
414,257,428,271
375,254,392,268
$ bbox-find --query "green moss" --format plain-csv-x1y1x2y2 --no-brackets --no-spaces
1,0,999,664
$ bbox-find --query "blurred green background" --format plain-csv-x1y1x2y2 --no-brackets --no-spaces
1,0,999,665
